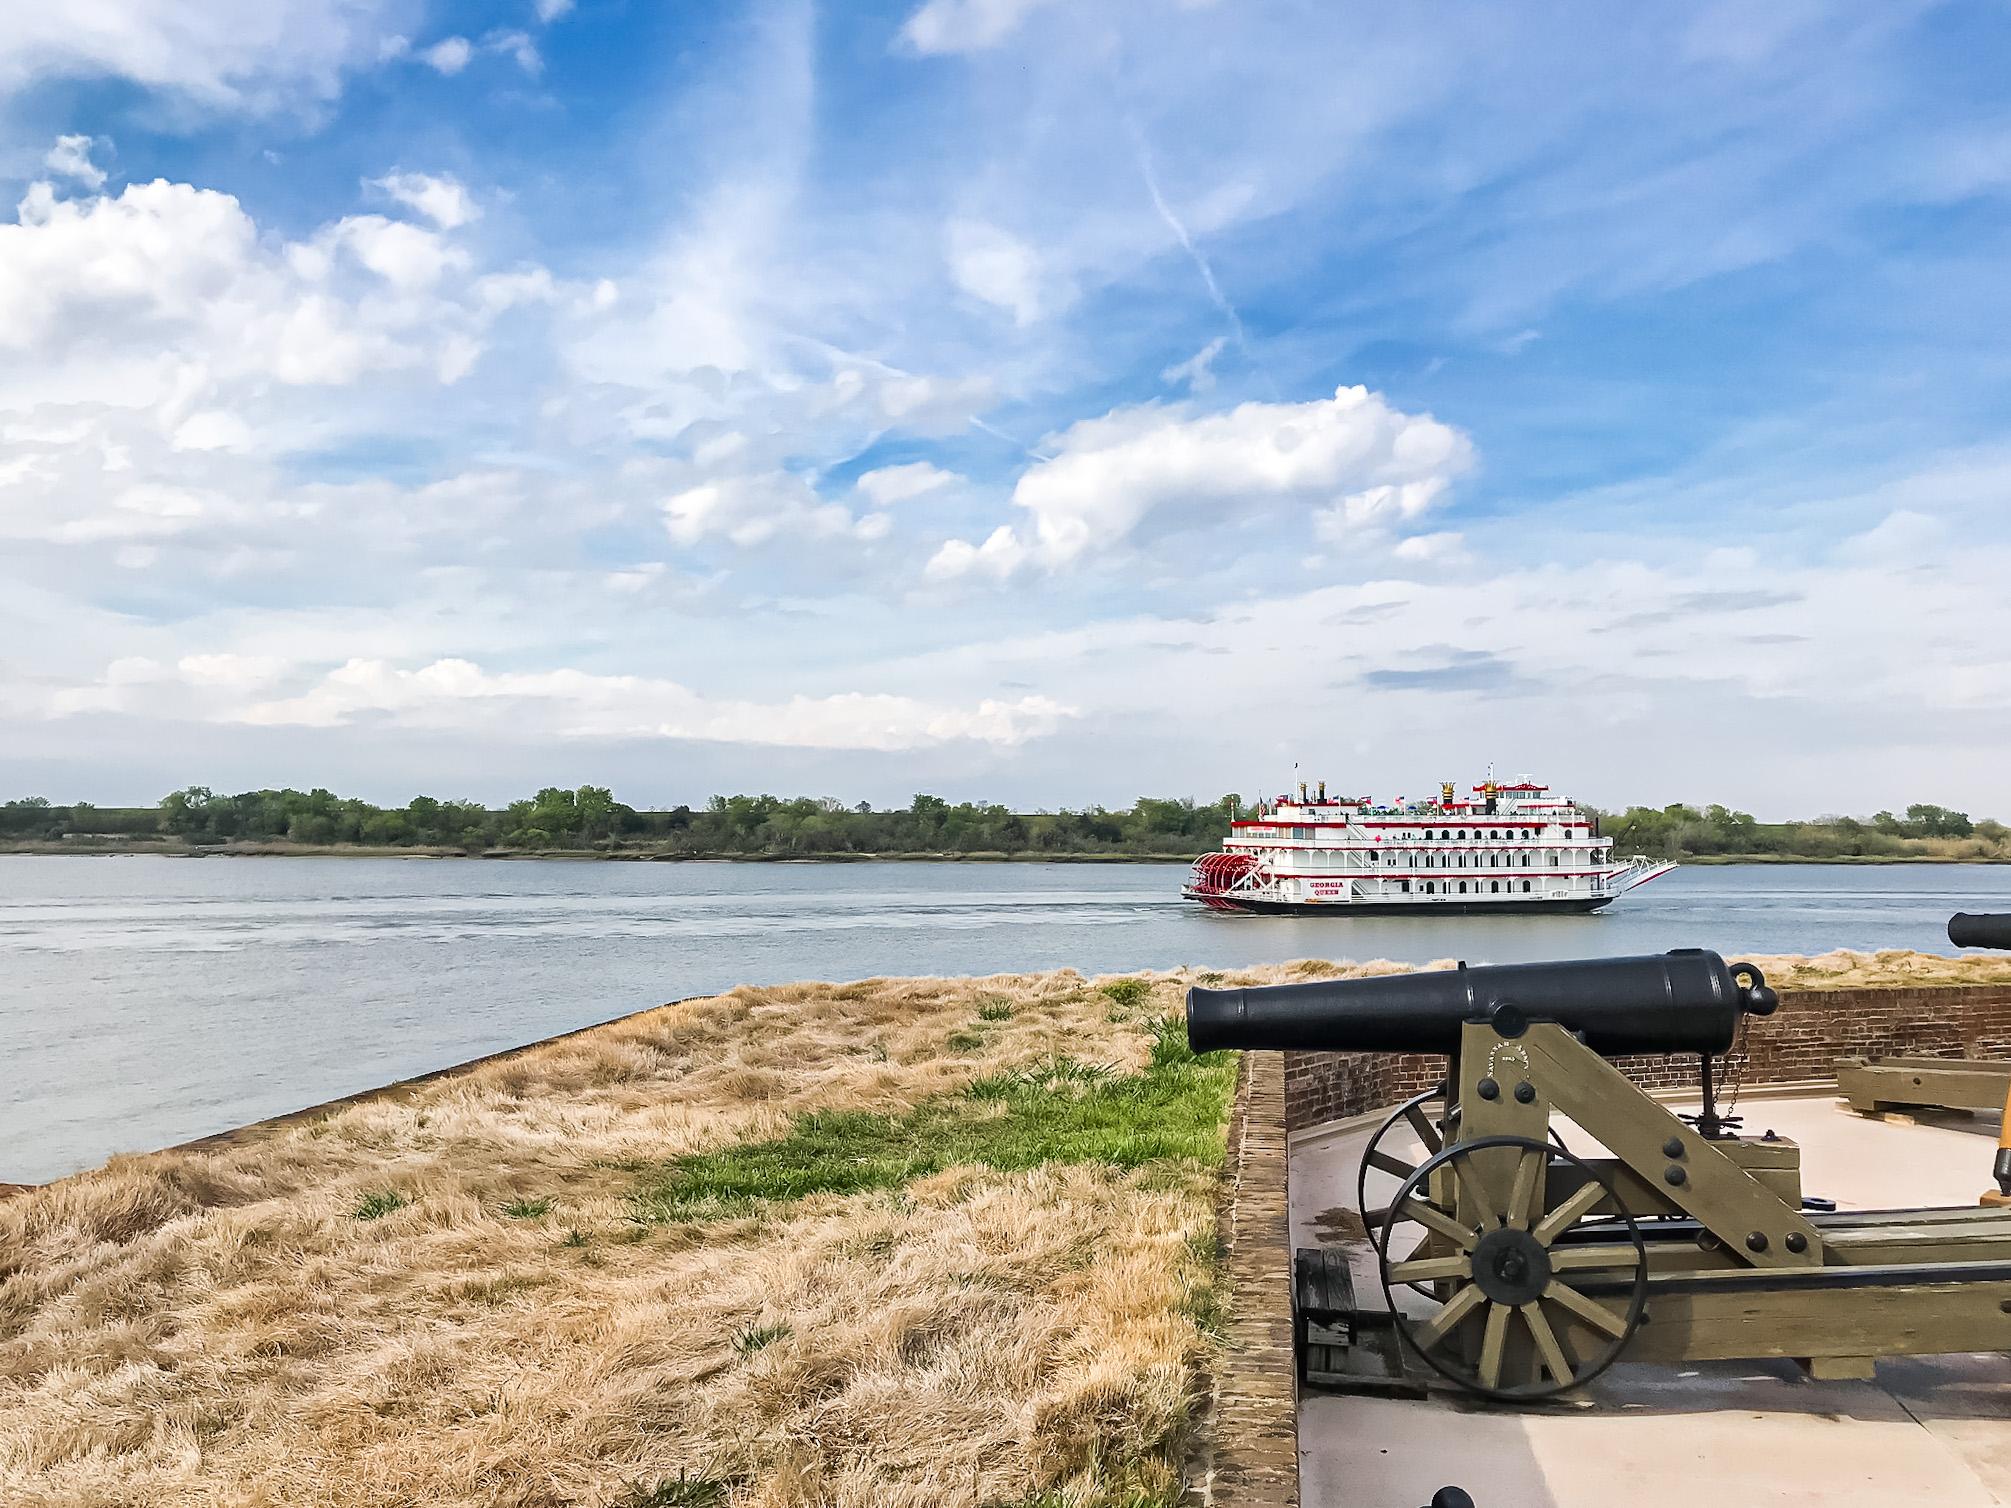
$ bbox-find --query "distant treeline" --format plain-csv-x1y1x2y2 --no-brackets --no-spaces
1,788,2005,861
0,788,1238,856
1599,801,2006,861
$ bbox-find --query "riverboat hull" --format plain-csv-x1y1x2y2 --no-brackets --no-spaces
1186,893,1616,916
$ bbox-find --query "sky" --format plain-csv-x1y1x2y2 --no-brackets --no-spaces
3,0,2010,818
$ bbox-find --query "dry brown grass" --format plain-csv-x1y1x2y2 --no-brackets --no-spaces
1737,948,2011,989
7,950,1999,1507
1,965,1318,1508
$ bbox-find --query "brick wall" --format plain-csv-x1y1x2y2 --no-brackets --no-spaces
1282,982,2011,1131
1192,1054,1299,1507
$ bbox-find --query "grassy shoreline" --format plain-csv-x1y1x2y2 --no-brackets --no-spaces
0,968,1245,1508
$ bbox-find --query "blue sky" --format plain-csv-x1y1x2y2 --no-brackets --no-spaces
3,0,2010,815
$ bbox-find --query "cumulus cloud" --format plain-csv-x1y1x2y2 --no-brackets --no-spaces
421,37,473,74
929,384,1473,577
219,657,1075,750
369,172,479,229
0,0,403,108
0,173,531,421
44,135,106,189
901,0,1057,54
535,0,575,20
662,471,888,549
856,461,960,506
946,218,1054,325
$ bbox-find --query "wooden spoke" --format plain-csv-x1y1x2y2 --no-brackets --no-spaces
1547,1244,1644,1273
1477,1300,1513,1392
1521,1300,1575,1386
1387,1253,1472,1284
1506,1146,1545,1231
1402,1101,1444,1156
1532,1181,1605,1245
1397,1196,1479,1251
1413,1279,1486,1348
1543,1278,1629,1339
1451,1156,1499,1229
1365,1148,1417,1180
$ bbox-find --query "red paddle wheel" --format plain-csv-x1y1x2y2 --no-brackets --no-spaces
1185,851,1261,909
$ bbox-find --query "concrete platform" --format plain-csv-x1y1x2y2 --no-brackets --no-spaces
1291,1091,2011,1508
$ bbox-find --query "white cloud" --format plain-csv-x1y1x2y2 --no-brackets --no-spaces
44,135,106,189
900,0,1057,54
536,0,575,19
0,174,535,422
1162,336,1226,394
370,172,479,230
856,461,960,506
931,384,1473,576
170,410,254,452
926,524,1024,582
328,214,469,290
0,0,404,108
222,657,1076,750
486,30,542,75
422,37,473,74
661,472,886,549
177,653,287,687
946,218,1054,325
1392,530,1466,563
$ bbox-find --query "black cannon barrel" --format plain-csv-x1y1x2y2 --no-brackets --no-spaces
1949,913,2011,951
1186,950,1776,1058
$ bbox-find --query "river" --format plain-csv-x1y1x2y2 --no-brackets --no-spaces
4,855,2008,1184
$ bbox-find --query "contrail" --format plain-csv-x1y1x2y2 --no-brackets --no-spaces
1128,118,1275,394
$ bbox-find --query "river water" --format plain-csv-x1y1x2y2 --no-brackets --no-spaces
4,855,2008,1184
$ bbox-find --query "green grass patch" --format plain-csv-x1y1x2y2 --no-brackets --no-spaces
976,998,1014,1022
503,1196,552,1220
1098,977,1152,1008
732,1320,792,1356
616,1473,732,1507
632,1018,1235,1221
352,1190,409,1221
946,1030,985,1052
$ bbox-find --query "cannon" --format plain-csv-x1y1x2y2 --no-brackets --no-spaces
1189,950,1777,1057
1195,948,2011,1401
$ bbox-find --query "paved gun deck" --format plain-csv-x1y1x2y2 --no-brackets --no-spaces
1291,1094,2011,1508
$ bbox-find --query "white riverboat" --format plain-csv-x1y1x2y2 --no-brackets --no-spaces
1183,775,1672,915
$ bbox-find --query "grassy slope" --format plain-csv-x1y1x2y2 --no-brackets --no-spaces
0,968,1266,1508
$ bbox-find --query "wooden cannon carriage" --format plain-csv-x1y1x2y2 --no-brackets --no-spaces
1191,950,2011,1400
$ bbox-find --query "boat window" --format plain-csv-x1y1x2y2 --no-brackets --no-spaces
1549,853,1559,866
1457,829,1467,839
1458,881,1467,894
1292,826,1312,840
1424,882,1434,894
1368,851,1378,863
1401,880,1411,893
1490,881,1499,893
1522,880,1532,893
1440,829,1451,839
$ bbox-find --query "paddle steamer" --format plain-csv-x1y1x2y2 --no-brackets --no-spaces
1183,775,1671,915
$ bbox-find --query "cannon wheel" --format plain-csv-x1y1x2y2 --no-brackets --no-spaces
1375,1134,1648,1401
1357,1084,1449,1229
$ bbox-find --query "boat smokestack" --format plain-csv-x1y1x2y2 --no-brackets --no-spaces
1299,781,1308,802
1318,779,1326,801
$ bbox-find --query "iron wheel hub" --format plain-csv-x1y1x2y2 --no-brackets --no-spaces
1471,1227,1551,1306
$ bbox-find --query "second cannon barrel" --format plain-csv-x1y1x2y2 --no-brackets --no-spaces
1186,950,1777,1058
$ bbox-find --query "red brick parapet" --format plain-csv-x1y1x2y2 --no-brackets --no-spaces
1191,1053,1299,1506
1284,981,2011,1131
